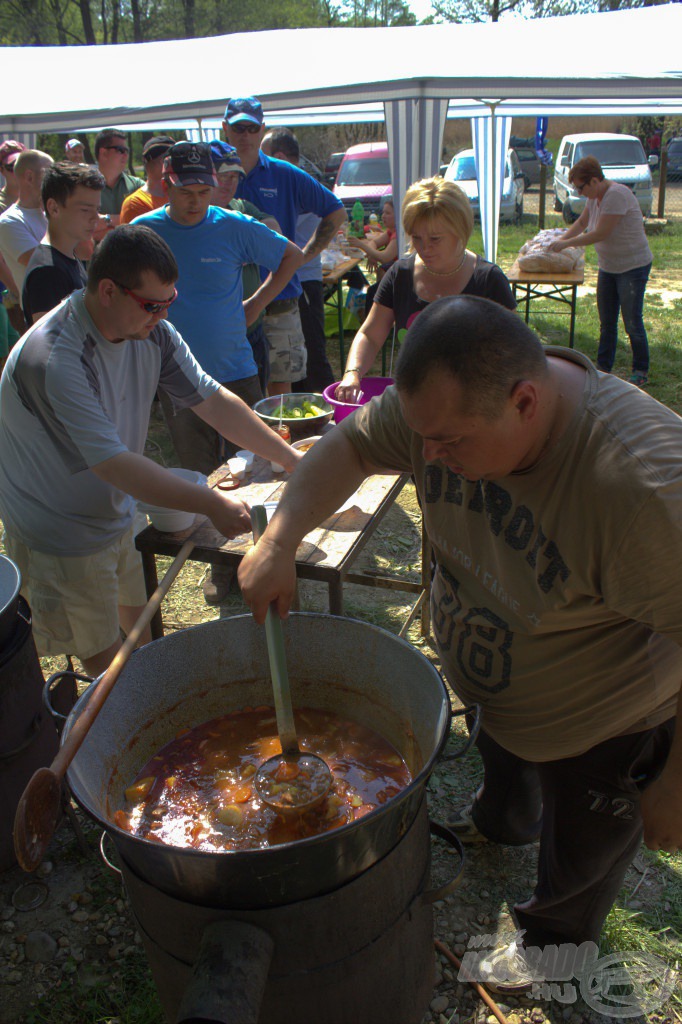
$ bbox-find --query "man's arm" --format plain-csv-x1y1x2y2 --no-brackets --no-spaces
640,685,682,853
243,240,305,326
238,429,382,622
301,206,347,262
192,387,302,473
91,451,252,539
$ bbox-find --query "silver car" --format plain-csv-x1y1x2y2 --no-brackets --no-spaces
443,148,525,224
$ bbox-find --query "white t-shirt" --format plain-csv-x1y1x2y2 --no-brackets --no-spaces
0,203,46,294
586,182,652,274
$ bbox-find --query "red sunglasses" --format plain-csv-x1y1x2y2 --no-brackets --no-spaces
114,282,177,315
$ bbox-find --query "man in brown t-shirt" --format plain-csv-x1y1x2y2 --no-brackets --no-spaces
239,295,682,992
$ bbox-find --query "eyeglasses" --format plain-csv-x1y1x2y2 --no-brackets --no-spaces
576,181,589,195
103,145,129,155
229,123,261,135
114,282,177,315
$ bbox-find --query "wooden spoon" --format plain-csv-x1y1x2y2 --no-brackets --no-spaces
250,505,333,816
13,537,195,872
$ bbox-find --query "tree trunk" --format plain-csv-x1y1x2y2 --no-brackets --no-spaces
78,0,97,43
131,0,143,42
183,0,196,36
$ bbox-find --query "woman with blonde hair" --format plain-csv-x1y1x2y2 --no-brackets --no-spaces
336,175,515,400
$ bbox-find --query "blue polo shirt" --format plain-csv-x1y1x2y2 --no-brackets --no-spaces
237,152,343,300
134,205,288,382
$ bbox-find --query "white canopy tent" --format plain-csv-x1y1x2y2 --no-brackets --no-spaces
1,3,681,260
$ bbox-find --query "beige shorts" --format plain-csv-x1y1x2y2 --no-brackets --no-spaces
263,308,307,383
4,518,148,661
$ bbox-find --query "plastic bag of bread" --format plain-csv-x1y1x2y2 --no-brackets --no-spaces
517,229,584,273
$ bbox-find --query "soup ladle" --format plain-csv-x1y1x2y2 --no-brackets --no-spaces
250,505,333,816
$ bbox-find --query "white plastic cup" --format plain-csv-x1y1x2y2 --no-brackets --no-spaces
227,456,247,480
235,450,254,471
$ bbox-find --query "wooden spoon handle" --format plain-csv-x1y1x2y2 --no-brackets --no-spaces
250,506,299,756
50,537,195,781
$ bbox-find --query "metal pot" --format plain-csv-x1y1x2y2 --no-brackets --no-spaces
64,613,450,908
0,555,21,650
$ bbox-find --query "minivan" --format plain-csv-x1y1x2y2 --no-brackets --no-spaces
333,142,392,220
554,133,654,223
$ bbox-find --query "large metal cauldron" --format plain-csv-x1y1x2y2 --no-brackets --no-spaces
65,613,450,908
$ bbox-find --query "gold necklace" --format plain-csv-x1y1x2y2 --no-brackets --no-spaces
422,249,468,278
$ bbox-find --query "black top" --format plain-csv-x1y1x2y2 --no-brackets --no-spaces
374,254,516,336
22,244,87,325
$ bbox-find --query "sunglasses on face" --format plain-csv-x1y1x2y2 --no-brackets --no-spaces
114,282,177,315
103,145,129,155
230,123,261,135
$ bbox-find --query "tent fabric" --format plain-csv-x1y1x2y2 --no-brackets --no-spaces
384,98,449,254
1,4,680,261
472,114,512,265
1,5,681,133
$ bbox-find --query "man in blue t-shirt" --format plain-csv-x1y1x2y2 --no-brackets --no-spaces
134,141,303,603
223,97,346,396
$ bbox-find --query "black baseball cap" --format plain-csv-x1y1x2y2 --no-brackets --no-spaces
143,135,175,161
163,142,217,187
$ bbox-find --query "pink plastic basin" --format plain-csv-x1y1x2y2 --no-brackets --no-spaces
323,377,394,423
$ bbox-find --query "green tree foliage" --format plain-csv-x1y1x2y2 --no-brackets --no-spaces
0,0,417,46
430,0,670,25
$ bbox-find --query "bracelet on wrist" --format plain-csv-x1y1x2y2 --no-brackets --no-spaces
344,367,362,376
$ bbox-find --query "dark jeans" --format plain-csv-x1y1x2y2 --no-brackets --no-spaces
469,717,675,947
596,262,651,375
293,279,335,393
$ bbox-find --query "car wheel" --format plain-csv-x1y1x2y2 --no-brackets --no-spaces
562,203,579,225
553,192,562,213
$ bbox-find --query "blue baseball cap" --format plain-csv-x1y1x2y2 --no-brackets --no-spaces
209,141,245,175
224,97,264,127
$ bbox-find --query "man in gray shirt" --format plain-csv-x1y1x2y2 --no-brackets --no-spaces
0,225,299,677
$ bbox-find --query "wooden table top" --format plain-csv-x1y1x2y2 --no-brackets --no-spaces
507,260,585,285
135,447,407,579
321,255,364,287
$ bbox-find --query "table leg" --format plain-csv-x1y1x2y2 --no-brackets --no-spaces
421,524,431,636
569,285,577,348
328,578,344,616
337,281,345,367
140,550,164,640
524,285,531,324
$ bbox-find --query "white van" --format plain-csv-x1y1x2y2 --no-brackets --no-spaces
553,133,654,223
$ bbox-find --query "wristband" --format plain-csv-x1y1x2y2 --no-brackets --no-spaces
344,367,362,376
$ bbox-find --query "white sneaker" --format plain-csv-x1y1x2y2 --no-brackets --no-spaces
478,939,542,994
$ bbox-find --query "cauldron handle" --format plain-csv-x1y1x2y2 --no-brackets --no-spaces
176,920,274,1024
43,670,92,725
421,821,466,904
439,703,481,762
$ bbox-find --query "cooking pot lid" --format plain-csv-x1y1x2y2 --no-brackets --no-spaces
0,555,21,617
